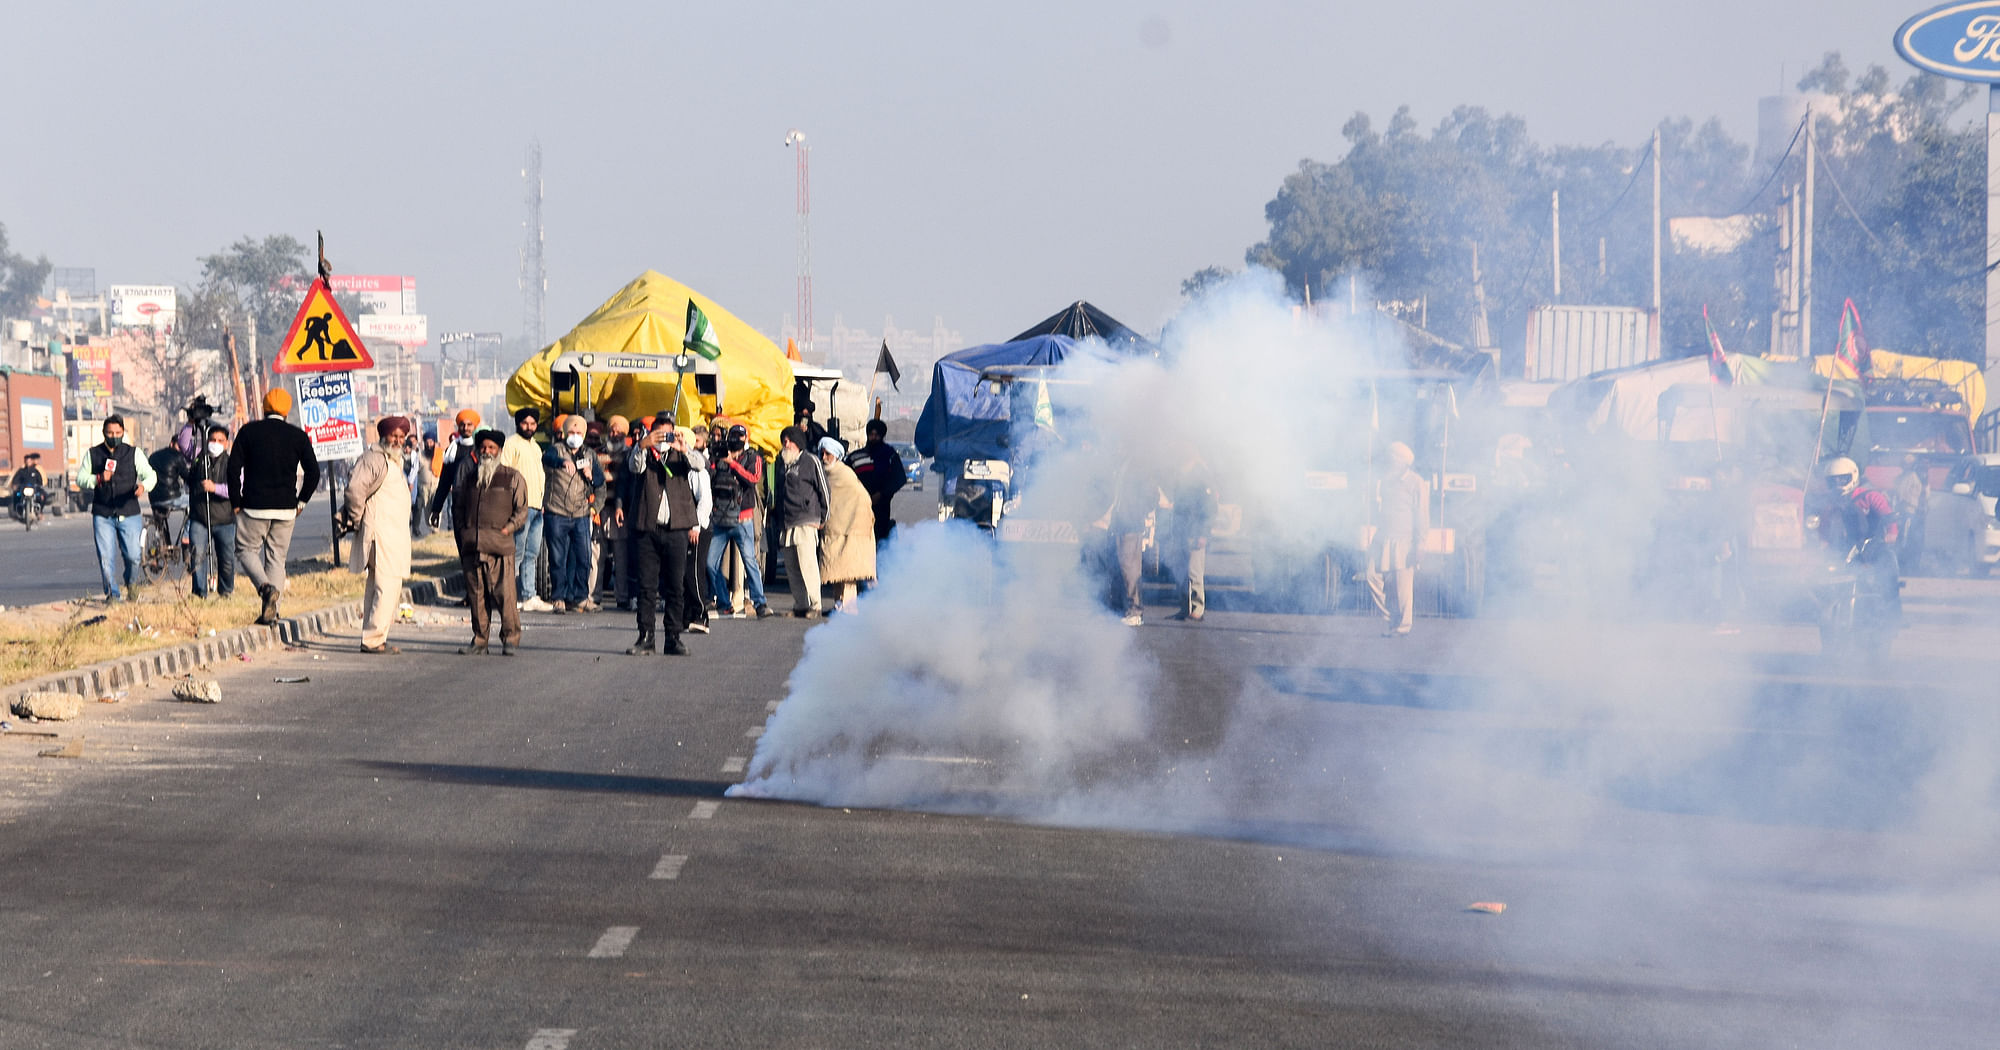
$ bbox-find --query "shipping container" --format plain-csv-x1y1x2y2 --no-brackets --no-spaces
0,368,65,484
1524,305,1659,382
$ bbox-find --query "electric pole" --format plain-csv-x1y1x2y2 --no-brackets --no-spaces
521,140,547,350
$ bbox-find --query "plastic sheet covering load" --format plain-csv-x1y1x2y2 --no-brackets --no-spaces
1811,349,1986,423
1549,353,1840,441
506,271,795,453
914,335,1079,473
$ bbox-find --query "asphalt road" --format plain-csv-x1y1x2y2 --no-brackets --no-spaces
0,504,339,608
1,489,1996,1048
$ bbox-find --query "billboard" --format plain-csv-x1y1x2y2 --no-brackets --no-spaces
20,398,55,450
297,370,364,462
357,313,429,346
107,284,177,330
328,275,418,316
69,341,115,416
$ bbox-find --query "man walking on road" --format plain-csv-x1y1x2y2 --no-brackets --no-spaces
844,418,905,545
542,414,603,613
75,414,156,602
775,426,830,618
819,437,876,614
1367,441,1428,637
427,409,481,529
341,417,414,654
182,425,237,599
453,430,527,655
499,407,551,612
228,388,321,626
622,421,699,655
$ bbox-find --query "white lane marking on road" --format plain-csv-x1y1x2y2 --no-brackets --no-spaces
587,926,639,958
526,1029,577,1050
722,756,746,774
766,700,781,713
650,854,688,880
690,800,720,820
744,726,764,739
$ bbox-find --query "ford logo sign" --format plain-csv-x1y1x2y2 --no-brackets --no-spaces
1897,1,2000,81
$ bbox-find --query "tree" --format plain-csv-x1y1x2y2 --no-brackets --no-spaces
1789,53,1983,360
1180,266,1236,300
196,235,312,362
0,223,52,321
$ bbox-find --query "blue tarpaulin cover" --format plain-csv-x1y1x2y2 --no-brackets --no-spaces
914,335,1079,468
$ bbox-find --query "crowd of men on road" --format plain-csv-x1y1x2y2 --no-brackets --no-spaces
69,393,916,657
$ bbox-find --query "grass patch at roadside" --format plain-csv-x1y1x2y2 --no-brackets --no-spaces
1,532,463,689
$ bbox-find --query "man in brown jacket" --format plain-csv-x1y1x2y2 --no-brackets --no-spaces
453,429,529,655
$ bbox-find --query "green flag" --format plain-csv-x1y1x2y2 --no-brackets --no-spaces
684,300,722,361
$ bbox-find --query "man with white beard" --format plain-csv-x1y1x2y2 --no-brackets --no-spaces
1367,441,1428,637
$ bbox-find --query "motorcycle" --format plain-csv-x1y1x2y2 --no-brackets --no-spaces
9,485,45,530
1813,537,1901,660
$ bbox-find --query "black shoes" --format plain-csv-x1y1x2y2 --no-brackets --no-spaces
662,636,689,656
254,584,279,625
626,631,656,656
754,605,778,619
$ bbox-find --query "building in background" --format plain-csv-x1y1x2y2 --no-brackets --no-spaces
778,313,963,418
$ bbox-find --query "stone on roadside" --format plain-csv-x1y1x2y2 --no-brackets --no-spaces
11,691,84,721
171,676,222,704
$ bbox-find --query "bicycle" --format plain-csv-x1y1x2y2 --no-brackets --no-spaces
142,505,190,584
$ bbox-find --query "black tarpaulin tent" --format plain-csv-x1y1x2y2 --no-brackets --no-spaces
1009,300,1158,356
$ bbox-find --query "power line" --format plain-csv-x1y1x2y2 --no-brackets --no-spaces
1577,136,1655,230
1731,114,1808,214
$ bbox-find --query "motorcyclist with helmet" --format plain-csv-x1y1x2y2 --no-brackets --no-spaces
9,452,49,523
1810,455,1902,624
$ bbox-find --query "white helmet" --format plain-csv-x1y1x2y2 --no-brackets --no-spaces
1821,456,1860,495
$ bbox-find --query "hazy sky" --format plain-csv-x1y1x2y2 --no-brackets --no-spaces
1,0,1916,351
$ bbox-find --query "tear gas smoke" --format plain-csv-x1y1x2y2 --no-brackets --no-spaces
728,270,2000,878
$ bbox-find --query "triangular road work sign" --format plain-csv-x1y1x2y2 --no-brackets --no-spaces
274,278,374,373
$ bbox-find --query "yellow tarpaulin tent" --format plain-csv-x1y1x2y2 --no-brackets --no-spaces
506,271,794,452
1811,349,1986,422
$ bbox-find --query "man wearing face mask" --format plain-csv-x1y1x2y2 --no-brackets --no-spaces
181,425,237,599
426,409,481,529
600,414,635,610
541,415,604,613
75,414,157,602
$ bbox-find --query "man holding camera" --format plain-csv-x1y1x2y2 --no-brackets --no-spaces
706,423,774,619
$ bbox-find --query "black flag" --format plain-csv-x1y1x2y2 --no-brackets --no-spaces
874,339,901,390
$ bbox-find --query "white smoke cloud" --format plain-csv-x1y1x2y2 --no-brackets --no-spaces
729,268,2000,891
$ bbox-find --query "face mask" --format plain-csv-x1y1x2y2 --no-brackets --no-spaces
104,434,121,448
207,441,225,457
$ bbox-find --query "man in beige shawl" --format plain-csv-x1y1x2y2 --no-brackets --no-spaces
1366,441,1429,637
340,416,414,654
817,437,876,614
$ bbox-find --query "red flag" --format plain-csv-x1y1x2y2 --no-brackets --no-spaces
1703,305,1733,386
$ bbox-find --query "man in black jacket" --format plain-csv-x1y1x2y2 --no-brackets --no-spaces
620,420,699,655
75,415,157,602
775,426,830,618
227,388,321,625
844,418,906,543
182,424,238,598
